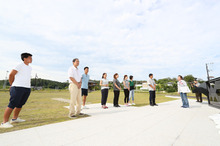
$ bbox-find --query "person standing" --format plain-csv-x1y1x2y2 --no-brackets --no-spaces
128,75,135,105
100,73,109,109
0,53,32,128
68,58,84,118
113,73,121,107
193,80,202,102
147,73,158,106
81,67,90,109
177,75,190,108
123,75,130,106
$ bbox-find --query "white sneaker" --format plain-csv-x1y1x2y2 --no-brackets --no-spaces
10,118,25,123
128,103,132,106
82,106,89,109
132,103,136,105
0,122,13,128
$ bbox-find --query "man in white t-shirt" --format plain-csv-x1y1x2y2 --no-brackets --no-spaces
68,58,84,118
147,73,158,106
0,53,32,128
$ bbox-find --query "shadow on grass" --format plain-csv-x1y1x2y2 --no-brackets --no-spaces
133,103,149,107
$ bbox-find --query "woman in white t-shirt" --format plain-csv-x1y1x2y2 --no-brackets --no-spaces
100,73,109,109
177,75,190,108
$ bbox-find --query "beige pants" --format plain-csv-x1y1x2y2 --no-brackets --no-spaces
69,83,82,116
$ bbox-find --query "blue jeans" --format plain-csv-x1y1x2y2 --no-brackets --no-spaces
129,90,134,101
180,93,189,108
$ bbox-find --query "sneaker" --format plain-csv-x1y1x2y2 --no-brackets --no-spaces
10,118,25,123
78,113,85,116
0,122,13,128
132,103,136,105
128,103,132,106
69,115,77,118
82,106,89,109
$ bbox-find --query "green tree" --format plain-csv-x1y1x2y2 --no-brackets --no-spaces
183,75,195,83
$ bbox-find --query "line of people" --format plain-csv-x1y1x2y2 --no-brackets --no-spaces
0,54,191,128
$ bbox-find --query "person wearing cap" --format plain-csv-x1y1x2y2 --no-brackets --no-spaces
193,80,202,102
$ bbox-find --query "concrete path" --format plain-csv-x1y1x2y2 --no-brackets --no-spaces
0,98,220,146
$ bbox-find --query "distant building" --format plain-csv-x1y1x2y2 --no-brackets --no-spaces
31,86,43,90
167,82,174,86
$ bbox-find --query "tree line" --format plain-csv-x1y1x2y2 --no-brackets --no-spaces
0,75,204,92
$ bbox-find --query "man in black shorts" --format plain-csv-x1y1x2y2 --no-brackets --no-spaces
81,67,90,109
0,53,32,128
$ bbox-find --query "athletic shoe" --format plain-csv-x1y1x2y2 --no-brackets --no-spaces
132,103,136,105
78,113,85,116
10,118,25,123
128,103,132,106
69,115,77,118
104,106,108,109
82,106,89,109
0,122,13,128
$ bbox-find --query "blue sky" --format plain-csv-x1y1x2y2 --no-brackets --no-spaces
0,0,219,82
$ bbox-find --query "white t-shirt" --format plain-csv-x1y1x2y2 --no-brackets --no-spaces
68,66,82,83
101,79,109,90
11,63,32,88
147,78,156,91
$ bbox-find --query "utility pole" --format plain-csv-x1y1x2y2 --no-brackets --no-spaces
3,71,9,89
34,73,38,90
206,63,214,104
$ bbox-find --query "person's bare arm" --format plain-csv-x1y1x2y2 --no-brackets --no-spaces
149,84,156,90
128,82,130,90
69,77,81,88
123,81,128,89
9,70,17,85
100,80,103,86
114,83,121,90
100,80,108,87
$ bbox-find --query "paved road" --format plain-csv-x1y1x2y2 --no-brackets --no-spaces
0,99,220,146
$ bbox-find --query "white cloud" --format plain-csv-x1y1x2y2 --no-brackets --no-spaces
0,0,219,82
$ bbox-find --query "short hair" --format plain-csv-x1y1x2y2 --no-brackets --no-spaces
113,73,118,79
21,53,32,61
129,75,133,80
149,73,153,77
84,67,89,70
124,75,127,80
102,73,106,79
72,58,79,62
178,75,183,80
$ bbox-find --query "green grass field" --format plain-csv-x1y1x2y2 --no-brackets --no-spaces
0,90,176,133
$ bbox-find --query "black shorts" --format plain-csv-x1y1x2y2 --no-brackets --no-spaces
81,88,88,96
8,87,31,109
